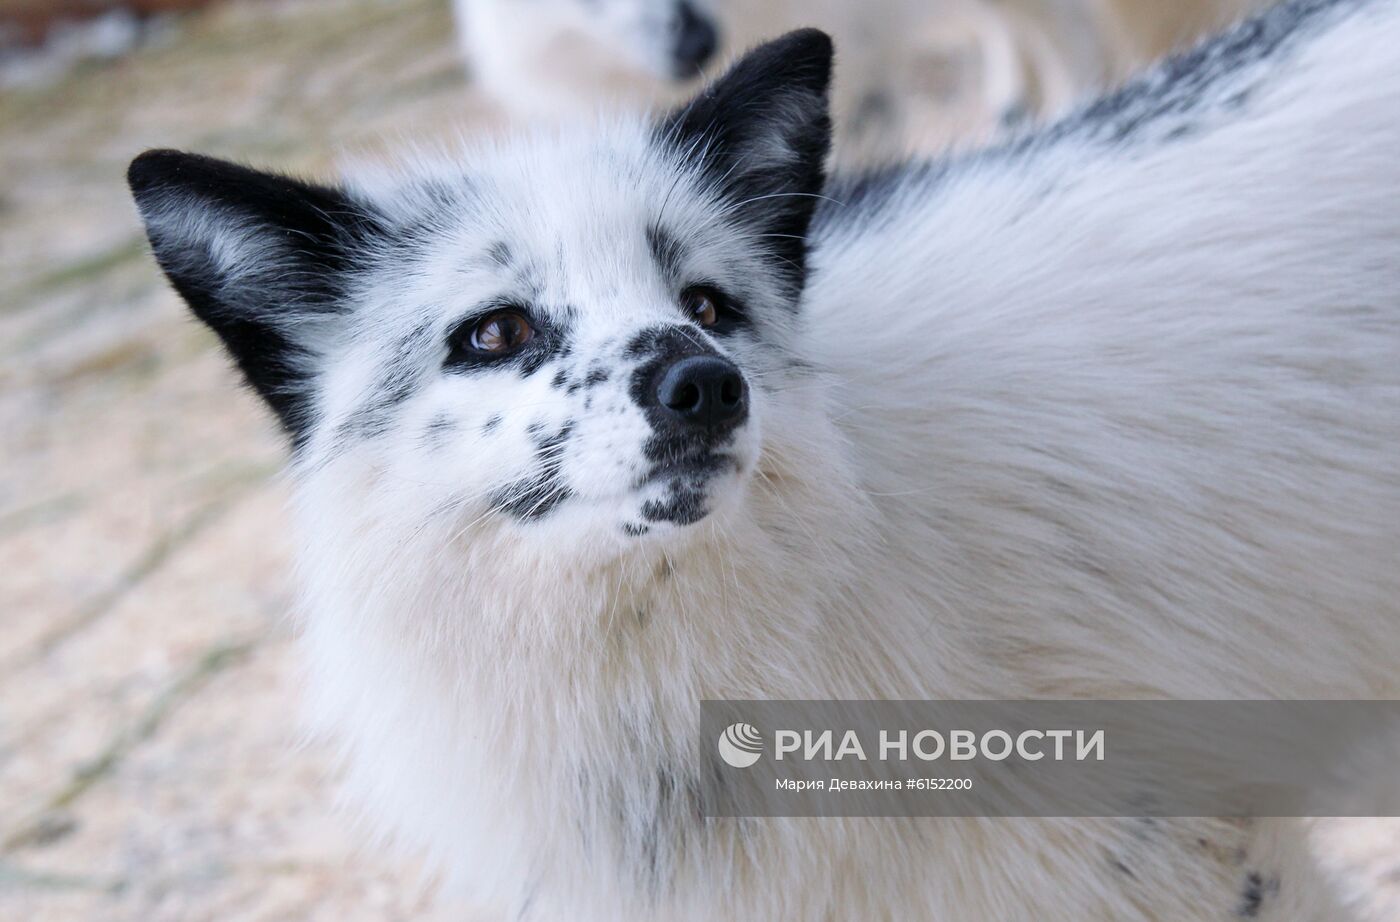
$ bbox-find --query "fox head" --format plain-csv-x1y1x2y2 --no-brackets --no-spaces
130,31,844,573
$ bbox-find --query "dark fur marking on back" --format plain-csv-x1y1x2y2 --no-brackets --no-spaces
813,0,1366,237
1056,0,1352,144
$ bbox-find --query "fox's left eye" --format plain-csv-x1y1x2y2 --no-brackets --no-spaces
681,287,720,327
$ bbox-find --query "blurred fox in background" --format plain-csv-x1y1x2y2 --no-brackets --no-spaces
452,0,1269,152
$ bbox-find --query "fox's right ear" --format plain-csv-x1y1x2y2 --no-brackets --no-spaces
128,149,385,445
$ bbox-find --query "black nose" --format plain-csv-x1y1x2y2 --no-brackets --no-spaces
655,355,747,430
671,3,719,77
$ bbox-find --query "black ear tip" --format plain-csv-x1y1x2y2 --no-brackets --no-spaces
780,28,834,62
127,148,194,197
774,28,833,70
742,28,833,95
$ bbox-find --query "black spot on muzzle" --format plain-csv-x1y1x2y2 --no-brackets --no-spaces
490,421,575,520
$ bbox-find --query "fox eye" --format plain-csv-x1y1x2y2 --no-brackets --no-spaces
681,287,720,327
469,310,534,354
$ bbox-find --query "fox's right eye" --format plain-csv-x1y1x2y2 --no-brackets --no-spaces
445,309,538,368
463,310,534,356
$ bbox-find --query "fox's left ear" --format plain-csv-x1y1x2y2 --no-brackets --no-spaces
661,28,833,292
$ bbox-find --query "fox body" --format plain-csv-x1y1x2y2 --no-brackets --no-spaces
130,0,1399,917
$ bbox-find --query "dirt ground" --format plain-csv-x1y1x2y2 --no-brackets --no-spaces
1,1,1398,920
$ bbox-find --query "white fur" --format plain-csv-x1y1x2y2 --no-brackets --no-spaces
282,3,1400,919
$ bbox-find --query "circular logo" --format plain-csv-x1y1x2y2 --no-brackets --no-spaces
718,722,764,768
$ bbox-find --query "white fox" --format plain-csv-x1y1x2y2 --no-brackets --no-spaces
129,0,1400,917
